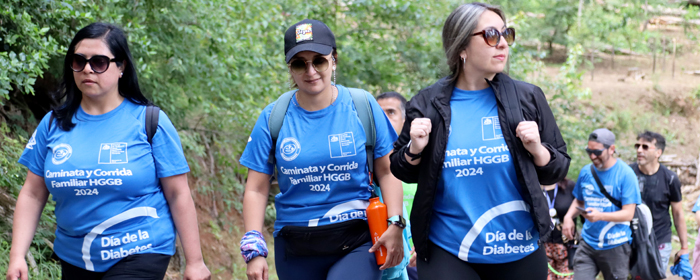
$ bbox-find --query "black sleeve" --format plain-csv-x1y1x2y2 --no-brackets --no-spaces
390,97,422,183
532,86,571,185
669,169,682,202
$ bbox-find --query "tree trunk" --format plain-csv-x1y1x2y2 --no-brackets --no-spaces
652,39,657,74
611,47,615,70
590,50,595,81
672,39,677,78
578,0,585,27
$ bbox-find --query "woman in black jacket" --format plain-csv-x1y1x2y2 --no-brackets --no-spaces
389,3,570,279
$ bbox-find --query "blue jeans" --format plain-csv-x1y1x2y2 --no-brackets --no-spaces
658,242,673,273
274,236,381,280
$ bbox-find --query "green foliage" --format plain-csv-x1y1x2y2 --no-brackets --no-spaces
0,123,60,278
540,44,596,179
2,0,695,276
0,0,96,100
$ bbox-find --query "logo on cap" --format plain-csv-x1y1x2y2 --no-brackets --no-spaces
296,23,313,42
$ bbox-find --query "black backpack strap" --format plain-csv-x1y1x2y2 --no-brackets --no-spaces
145,105,160,144
590,165,623,209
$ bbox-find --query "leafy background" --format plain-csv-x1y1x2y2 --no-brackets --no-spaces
1,0,698,278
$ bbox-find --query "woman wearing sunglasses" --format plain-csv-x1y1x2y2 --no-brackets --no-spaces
240,19,404,280
389,3,570,279
6,23,210,280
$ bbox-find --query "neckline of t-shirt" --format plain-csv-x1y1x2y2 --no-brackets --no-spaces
593,159,619,173
451,86,494,100
290,85,345,118
75,99,130,121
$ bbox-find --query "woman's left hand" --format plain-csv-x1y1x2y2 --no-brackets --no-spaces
369,224,404,270
184,260,211,280
515,121,551,166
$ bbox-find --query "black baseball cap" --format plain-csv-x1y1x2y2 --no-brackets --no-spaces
284,19,336,63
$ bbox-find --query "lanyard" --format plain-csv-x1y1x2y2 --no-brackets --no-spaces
543,184,558,210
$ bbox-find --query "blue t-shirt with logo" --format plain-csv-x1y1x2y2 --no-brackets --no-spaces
573,160,641,250
240,85,397,235
18,100,189,272
428,87,539,264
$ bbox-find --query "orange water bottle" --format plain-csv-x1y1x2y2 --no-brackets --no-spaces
367,196,388,265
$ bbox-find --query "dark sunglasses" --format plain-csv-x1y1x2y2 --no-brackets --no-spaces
288,56,331,74
472,27,516,47
585,147,607,157
634,143,653,150
71,54,117,74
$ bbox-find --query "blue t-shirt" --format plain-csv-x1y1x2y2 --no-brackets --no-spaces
240,85,397,235
18,100,189,272
692,196,700,213
573,160,641,250
428,87,539,264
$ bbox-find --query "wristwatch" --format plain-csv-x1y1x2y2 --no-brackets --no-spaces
405,141,422,160
387,215,406,229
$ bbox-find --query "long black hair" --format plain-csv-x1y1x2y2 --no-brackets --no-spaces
52,22,150,131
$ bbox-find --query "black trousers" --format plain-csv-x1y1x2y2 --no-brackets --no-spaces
60,253,171,280
417,241,547,280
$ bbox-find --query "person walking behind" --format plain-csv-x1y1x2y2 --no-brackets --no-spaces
542,179,576,280
562,128,641,280
240,19,404,280
629,130,688,274
377,91,418,280
5,22,210,280
389,3,571,280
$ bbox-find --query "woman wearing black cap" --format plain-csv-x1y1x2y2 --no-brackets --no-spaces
239,19,405,280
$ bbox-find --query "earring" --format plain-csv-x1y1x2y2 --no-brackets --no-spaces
332,57,337,85
120,72,123,78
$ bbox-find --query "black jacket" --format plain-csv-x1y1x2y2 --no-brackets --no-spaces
390,73,570,262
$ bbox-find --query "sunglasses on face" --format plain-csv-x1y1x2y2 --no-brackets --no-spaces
585,147,607,157
71,54,117,74
472,27,516,47
634,143,653,150
288,56,331,74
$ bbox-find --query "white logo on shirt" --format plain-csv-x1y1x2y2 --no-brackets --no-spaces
482,116,503,141
280,137,301,161
328,132,357,158
98,143,128,164
26,130,37,150
52,143,72,165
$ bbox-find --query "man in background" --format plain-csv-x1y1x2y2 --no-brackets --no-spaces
562,128,641,279
377,91,417,280
629,130,688,273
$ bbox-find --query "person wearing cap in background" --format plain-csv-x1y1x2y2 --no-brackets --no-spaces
239,19,404,280
562,128,641,280
629,131,688,275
